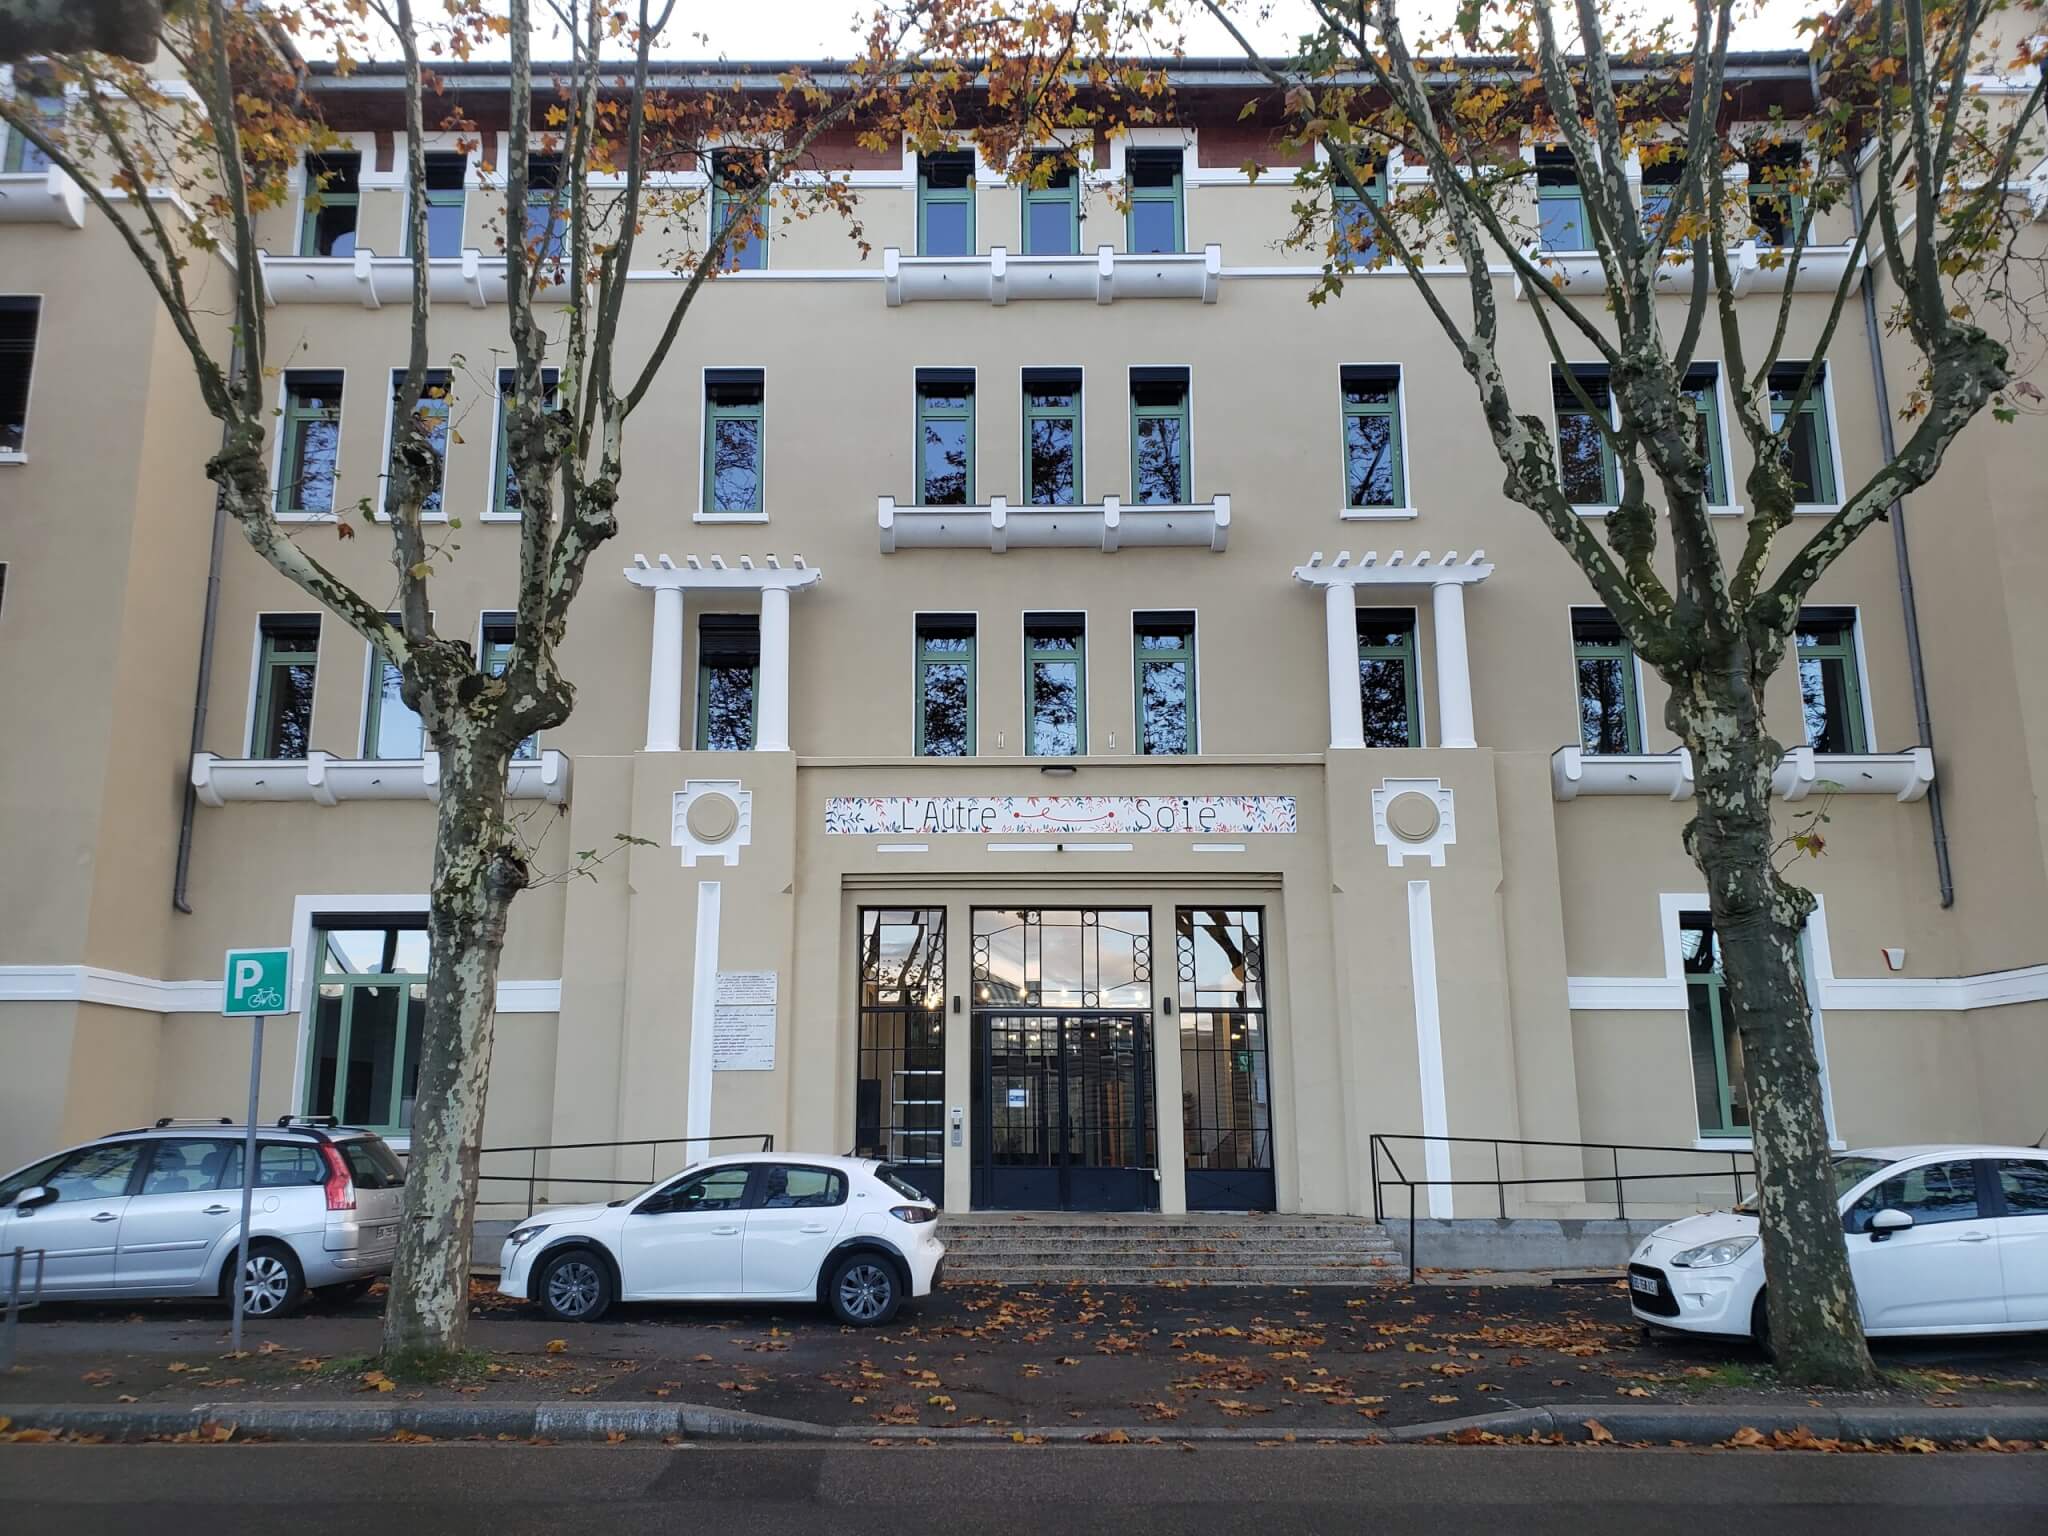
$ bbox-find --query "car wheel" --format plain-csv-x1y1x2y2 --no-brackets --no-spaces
1750,1291,1776,1361
229,1242,305,1320
536,1247,613,1323
828,1254,900,1326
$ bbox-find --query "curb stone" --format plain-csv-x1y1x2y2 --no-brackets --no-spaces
4,1400,2046,1446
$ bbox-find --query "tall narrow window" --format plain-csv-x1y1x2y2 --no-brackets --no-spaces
1130,367,1189,504
1025,614,1085,756
1682,365,1730,506
386,368,451,517
710,149,767,270
413,152,467,257
1769,363,1838,505
1,295,43,456
1796,609,1868,755
1023,367,1082,506
703,369,765,517
1638,147,1685,240
522,156,567,262
1341,365,1404,510
1135,612,1196,755
917,151,974,256
364,619,425,760
1331,157,1384,264
1682,913,1749,1139
308,925,428,1131
1573,609,1643,754
1176,906,1274,1210
1126,147,1183,253
1554,366,1618,507
491,366,559,518
251,616,319,758
915,616,975,756
1535,145,1586,251
1358,610,1420,748
696,614,759,751
1021,152,1079,255
299,152,360,256
915,369,974,505
277,371,343,517
856,908,946,1203
2,73,62,173
1746,141,1807,247
480,613,538,759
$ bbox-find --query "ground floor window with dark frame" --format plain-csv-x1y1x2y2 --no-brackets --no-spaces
1681,913,1750,1139
856,908,947,1204
306,923,427,1132
1176,907,1275,1210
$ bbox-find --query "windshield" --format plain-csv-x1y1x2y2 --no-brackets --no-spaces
1733,1156,1888,1214
341,1137,405,1189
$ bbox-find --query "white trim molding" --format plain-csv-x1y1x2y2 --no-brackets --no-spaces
1551,744,1933,802
0,964,560,1016
1514,240,1864,300
257,248,568,308
1406,879,1454,1219
878,494,1229,554
191,749,572,807
882,244,1222,306
0,165,86,227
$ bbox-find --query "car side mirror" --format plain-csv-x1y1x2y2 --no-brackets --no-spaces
1869,1207,1914,1240
14,1185,55,1213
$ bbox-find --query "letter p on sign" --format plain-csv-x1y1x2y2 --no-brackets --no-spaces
222,947,291,1017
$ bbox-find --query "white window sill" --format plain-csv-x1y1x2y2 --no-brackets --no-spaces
276,511,337,525
1575,504,1748,519
694,511,770,524
479,511,523,524
1692,1137,1848,1153
1340,505,1420,521
0,452,25,465
1792,503,1841,517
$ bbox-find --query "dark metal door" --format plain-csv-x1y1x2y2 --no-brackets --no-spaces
972,1011,1155,1210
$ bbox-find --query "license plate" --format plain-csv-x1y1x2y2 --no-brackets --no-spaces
1629,1273,1661,1296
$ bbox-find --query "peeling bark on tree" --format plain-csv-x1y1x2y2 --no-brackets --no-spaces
0,0,163,64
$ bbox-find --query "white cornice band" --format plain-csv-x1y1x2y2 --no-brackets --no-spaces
0,966,561,1015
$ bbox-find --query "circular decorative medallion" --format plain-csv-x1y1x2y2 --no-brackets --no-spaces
685,791,740,845
1384,791,1441,843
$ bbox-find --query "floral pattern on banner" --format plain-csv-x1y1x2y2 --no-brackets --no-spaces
824,795,1298,836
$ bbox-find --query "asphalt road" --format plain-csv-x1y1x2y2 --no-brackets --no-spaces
0,1443,2043,1534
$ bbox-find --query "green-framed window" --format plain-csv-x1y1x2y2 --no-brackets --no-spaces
2,74,62,173
1573,608,1643,755
1341,364,1404,510
1130,367,1189,504
411,152,467,258
1358,609,1420,748
1746,141,1807,247
696,614,758,751
915,368,974,505
1796,608,1868,755
703,368,765,516
917,151,974,256
385,368,451,518
276,371,343,517
1025,613,1085,756
1535,145,1586,252
1768,363,1838,505
1638,148,1685,241
522,156,567,262
711,149,767,270
299,152,361,257
492,366,559,518
1024,367,1082,506
1021,152,1080,255
0,295,38,455
1681,365,1730,506
480,612,539,760
1126,147,1183,254
364,617,424,760
306,924,428,1133
251,615,319,759
915,615,975,757
1331,157,1384,264
1554,365,1618,507
1681,913,1749,1139
1135,612,1196,755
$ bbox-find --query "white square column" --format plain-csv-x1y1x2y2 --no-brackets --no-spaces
645,585,685,752
756,584,791,753
1324,581,1366,750
1430,580,1477,750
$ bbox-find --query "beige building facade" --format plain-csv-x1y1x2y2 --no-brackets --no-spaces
2,55,2045,1219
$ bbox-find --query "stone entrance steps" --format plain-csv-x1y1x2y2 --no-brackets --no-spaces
939,1214,1407,1286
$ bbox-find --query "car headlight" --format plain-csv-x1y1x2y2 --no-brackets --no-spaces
506,1224,550,1248
1669,1235,1757,1268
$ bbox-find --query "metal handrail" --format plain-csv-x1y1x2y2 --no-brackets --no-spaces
469,1133,776,1216
1369,1131,1757,1284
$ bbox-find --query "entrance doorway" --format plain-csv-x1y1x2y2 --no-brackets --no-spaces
972,1010,1156,1210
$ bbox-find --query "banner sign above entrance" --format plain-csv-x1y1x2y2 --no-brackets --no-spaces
826,794,1297,837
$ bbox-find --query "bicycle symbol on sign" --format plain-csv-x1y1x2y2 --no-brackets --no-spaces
243,985,285,1011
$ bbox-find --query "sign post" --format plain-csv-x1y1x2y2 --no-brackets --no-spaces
222,946,291,1353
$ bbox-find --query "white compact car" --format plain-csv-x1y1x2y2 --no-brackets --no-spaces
499,1154,944,1326
1630,1144,2048,1345
0,1117,405,1318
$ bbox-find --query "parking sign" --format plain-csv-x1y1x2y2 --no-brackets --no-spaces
222,947,291,1016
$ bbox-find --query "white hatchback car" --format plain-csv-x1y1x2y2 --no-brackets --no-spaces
1630,1144,2048,1345
499,1154,944,1326
0,1117,406,1318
